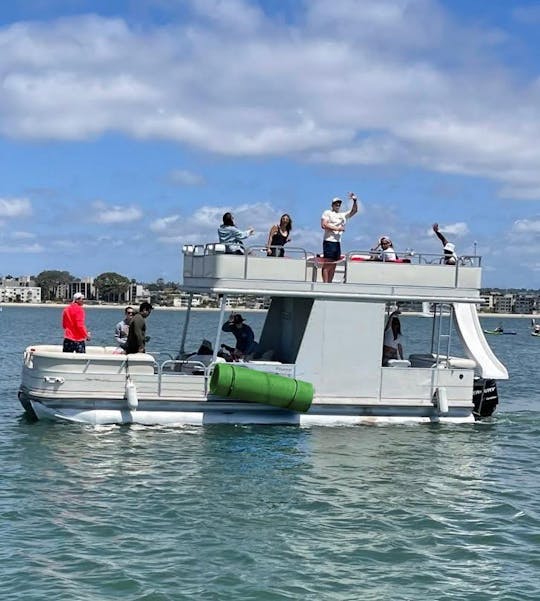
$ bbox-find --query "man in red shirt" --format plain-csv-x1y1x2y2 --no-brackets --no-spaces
62,292,91,353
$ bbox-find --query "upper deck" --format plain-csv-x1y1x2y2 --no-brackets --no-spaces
181,244,483,303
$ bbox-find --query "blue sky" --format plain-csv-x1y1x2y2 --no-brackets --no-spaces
0,0,539,287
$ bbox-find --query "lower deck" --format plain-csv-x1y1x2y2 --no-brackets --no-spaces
19,344,484,425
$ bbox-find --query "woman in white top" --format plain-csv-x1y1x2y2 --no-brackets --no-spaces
371,236,397,261
382,310,404,365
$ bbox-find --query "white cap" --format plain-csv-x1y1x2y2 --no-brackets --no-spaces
332,197,342,204
73,292,84,300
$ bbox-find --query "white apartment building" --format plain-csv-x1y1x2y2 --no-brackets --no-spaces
0,285,42,303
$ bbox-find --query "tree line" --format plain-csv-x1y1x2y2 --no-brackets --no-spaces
35,270,134,302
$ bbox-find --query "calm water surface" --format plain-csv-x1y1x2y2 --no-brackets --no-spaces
1,307,539,600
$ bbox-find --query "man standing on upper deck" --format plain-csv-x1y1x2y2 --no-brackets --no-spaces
62,292,91,353
320,192,358,283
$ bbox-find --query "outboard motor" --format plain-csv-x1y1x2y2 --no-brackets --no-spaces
472,378,499,419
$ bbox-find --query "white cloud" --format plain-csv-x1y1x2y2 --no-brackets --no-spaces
427,222,469,237
510,218,540,235
150,202,287,246
0,197,32,218
90,201,143,224
11,231,35,239
0,242,43,253
1,3,540,198
168,169,205,186
150,215,182,232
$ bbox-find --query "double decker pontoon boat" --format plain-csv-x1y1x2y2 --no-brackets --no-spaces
18,245,507,425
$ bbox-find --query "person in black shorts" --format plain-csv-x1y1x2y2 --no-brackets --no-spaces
320,192,359,282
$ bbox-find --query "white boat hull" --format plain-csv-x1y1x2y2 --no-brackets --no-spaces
25,398,474,426
18,329,493,427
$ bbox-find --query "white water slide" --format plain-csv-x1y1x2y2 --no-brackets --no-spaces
453,303,509,380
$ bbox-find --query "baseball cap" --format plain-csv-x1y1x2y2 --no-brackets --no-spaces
332,197,342,205
73,292,84,300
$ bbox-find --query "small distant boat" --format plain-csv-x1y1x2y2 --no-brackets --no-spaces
532,319,540,337
484,326,516,335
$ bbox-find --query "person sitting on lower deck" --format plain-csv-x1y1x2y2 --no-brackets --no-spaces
382,309,404,366
181,339,215,373
221,313,257,360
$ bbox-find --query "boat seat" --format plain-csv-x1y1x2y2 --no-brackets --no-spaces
408,353,476,370
206,243,227,254
349,256,411,263
386,359,411,367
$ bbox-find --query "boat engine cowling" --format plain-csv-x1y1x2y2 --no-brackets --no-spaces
472,378,498,419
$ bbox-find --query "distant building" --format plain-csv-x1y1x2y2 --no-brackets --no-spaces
0,275,42,303
492,294,513,313
57,277,96,301
514,294,537,314
0,285,42,303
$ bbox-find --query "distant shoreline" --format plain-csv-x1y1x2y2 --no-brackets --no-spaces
0,302,537,318
0,302,265,313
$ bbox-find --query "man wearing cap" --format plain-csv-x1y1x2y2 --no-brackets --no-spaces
62,292,91,353
432,223,457,265
321,192,359,282
221,313,256,360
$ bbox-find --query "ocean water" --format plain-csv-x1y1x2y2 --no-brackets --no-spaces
1,307,539,601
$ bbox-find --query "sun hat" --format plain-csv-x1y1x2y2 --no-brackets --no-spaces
73,292,84,300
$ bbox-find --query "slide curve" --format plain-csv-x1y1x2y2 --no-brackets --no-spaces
453,303,508,380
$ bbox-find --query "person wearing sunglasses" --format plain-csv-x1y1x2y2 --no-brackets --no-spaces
370,236,397,261
114,306,135,351
126,302,153,354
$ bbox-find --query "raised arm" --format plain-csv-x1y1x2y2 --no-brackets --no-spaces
232,226,254,241
432,223,448,246
345,192,358,218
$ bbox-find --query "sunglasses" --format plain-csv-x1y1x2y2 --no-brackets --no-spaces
126,312,135,315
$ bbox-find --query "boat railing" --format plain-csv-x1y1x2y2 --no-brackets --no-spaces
182,243,481,288
158,359,211,395
346,250,481,267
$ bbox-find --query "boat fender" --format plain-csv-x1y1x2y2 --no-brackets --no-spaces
435,387,449,415
125,377,138,411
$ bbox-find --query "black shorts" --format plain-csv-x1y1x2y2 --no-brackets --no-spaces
63,338,86,353
323,241,341,260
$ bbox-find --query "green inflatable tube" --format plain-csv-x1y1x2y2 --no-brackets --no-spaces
209,363,313,412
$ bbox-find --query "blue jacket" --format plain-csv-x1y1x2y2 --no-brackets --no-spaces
218,225,251,254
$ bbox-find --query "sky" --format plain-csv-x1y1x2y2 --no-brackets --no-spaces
0,0,539,287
